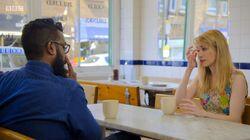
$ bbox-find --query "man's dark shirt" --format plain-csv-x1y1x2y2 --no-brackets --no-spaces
0,61,101,140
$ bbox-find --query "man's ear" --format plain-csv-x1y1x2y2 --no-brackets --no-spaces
46,42,57,55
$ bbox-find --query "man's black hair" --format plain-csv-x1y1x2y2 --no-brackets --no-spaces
21,18,63,60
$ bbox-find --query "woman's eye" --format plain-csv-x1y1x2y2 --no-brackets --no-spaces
202,48,207,51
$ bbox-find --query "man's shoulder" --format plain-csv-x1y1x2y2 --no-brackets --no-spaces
54,77,85,106
55,77,82,91
0,69,25,79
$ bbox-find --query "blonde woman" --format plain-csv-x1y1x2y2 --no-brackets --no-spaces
176,30,248,123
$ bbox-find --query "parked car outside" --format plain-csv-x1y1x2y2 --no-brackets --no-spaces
80,53,109,66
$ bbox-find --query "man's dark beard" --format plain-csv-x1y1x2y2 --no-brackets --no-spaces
52,52,67,78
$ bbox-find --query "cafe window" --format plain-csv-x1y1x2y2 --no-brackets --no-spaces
0,0,112,69
158,0,187,60
158,0,229,61
79,0,110,67
193,0,229,39
0,0,27,47
0,0,28,70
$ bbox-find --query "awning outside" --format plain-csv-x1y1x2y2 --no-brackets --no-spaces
80,18,109,41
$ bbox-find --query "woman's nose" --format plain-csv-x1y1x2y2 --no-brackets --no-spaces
196,48,200,53
197,51,202,57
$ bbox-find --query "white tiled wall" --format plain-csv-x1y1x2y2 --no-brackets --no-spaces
120,0,133,60
229,0,250,95
229,0,250,63
120,0,250,95
120,0,141,80
140,0,159,60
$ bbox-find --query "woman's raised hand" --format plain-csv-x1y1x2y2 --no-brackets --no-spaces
186,46,197,70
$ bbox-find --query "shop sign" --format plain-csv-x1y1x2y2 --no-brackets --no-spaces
46,0,73,7
0,47,24,54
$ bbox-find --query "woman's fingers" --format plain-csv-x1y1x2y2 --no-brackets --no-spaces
181,99,195,104
179,103,195,110
182,110,196,116
179,103,197,115
179,103,194,108
179,105,195,112
186,46,198,69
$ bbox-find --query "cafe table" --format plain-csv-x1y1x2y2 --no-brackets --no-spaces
88,103,250,140
80,80,179,107
79,80,178,92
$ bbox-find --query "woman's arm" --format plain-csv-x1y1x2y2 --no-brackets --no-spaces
175,46,198,105
180,74,247,123
175,69,198,104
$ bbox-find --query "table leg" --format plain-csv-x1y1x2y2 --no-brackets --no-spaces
101,126,106,139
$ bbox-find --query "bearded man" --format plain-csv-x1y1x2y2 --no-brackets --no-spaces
0,18,101,140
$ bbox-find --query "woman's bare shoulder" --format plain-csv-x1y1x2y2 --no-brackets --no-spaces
231,69,246,81
231,69,248,96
